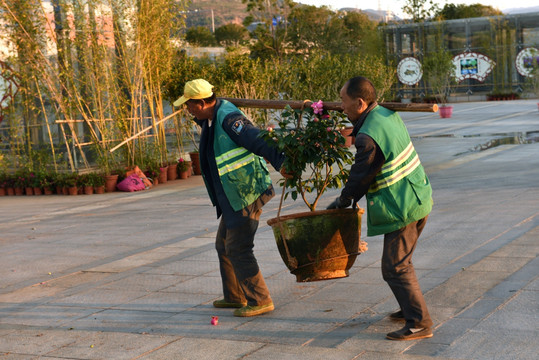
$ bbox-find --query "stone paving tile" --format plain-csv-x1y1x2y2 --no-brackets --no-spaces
138,337,265,360
232,317,336,346
337,327,417,354
0,328,91,356
142,259,217,276
243,343,361,360
61,308,175,333
158,275,222,295
110,291,216,313
99,273,186,292
269,299,372,324
45,330,179,360
0,305,97,328
435,329,538,360
49,288,151,308
307,282,393,305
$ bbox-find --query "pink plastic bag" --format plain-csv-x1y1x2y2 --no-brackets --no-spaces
116,173,146,192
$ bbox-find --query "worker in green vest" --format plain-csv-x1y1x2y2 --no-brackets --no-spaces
328,76,434,340
174,79,288,317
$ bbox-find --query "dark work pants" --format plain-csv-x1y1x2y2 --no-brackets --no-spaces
215,210,272,307
382,216,433,329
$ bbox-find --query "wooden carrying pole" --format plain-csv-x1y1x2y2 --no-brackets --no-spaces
109,99,437,153
222,98,438,113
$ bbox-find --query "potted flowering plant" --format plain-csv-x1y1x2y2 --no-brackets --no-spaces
259,101,366,282
423,48,457,118
177,157,190,179
260,101,354,212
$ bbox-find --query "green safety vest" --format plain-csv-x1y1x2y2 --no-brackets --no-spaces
209,100,272,211
360,105,433,236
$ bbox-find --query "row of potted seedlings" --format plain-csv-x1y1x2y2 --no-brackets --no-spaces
0,157,200,196
0,171,107,196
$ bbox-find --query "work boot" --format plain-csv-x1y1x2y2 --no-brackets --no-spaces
233,302,274,317
386,326,433,341
389,310,405,321
213,299,247,308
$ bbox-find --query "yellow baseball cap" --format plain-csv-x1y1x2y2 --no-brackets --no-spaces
173,79,214,107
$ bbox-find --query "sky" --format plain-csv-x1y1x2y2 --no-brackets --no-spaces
295,0,538,18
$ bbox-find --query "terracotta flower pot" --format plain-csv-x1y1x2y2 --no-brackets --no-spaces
84,185,94,195
94,186,105,194
68,186,78,195
0,188,6,196
104,174,119,193
7,188,15,196
339,126,354,147
158,166,168,184
179,170,189,179
189,152,201,175
33,187,43,195
25,187,34,195
43,187,53,195
167,163,178,181
267,208,367,282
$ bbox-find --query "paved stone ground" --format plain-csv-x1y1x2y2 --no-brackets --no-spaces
0,100,538,359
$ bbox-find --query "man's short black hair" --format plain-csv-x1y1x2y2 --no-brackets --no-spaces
186,93,216,106
346,76,377,106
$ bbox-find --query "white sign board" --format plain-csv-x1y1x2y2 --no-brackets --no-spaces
452,52,495,83
515,47,539,78
397,57,422,86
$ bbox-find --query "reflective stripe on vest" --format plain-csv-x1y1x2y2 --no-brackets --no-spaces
369,141,420,192
216,147,256,176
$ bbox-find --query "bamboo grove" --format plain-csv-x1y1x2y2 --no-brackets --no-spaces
0,0,394,179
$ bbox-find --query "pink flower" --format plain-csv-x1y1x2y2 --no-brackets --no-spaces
211,316,219,325
327,127,332,132
321,114,330,119
311,100,324,115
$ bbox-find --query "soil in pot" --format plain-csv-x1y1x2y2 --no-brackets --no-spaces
267,208,367,282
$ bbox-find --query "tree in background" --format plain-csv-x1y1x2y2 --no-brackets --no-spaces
242,0,295,60
402,0,440,22
434,3,503,20
185,26,217,47
215,23,249,47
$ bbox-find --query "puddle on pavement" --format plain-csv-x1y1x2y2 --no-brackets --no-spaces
469,132,539,152
414,131,539,156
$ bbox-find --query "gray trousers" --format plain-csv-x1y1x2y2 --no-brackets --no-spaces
382,216,433,328
215,211,272,307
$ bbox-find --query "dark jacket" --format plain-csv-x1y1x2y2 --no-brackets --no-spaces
195,99,285,228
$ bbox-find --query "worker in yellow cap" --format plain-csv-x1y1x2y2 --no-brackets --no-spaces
174,79,288,317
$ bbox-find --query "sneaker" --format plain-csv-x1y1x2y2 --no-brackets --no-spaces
389,310,405,321
386,326,433,341
233,303,275,317
213,299,247,308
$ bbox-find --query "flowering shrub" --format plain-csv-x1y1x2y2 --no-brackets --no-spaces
178,158,190,172
260,101,354,211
